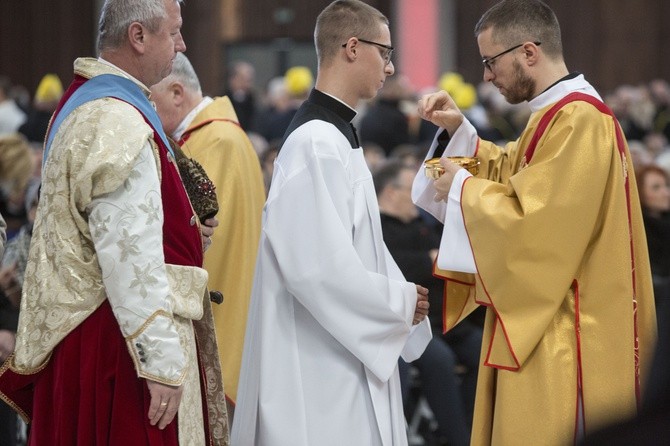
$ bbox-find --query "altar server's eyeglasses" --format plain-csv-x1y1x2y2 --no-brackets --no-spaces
482,41,541,71
342,38,394,65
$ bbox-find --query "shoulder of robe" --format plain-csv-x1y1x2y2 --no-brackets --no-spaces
548,99,613,128
70,97,155,169
54,98,157,198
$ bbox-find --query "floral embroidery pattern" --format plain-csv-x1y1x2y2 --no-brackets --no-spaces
117,228,141,262
90,209,111,238
139,196,161,225
129,263,159,298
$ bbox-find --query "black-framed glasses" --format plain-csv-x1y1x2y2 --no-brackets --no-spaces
482,41,541,71
341,38,394,65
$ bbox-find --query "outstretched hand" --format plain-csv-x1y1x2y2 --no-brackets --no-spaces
417,90,464,136
413,285,430,325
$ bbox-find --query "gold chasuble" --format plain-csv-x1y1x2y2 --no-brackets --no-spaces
436,93,656,445
178,97,265,403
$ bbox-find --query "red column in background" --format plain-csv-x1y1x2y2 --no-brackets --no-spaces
395,0,439,92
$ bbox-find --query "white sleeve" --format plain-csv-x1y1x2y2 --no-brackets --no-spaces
446,119,479,157
412,119,478,274
87,142,186,385
437,169,477,273
412,119,479,220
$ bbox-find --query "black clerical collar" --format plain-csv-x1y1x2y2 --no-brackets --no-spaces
308,89,357,123
540,72,581,95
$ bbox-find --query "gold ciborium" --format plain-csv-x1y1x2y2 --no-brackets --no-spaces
424,156,480,179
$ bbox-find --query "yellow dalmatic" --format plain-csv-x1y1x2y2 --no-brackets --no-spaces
436,93,656,445
179,97,265,403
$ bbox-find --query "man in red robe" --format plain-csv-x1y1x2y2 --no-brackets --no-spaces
0,0,228,444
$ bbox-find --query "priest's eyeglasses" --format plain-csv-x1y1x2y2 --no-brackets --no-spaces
342,38,394,65
482,41,541,71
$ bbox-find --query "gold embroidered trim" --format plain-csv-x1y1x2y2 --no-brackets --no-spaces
0,354,31,423
126,309,172,339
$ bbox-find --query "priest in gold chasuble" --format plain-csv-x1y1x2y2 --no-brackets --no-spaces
412,1,656,445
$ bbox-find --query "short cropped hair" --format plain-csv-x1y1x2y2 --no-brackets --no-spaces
474,0,563,60
97,0,181,53
314,0,388,66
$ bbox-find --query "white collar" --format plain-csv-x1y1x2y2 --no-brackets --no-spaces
528,74,602,113
172,97,213,140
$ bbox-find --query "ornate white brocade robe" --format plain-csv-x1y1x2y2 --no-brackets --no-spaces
0,58,228,445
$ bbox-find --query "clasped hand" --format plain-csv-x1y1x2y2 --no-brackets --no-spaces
413,285,430,325
201,217,219,251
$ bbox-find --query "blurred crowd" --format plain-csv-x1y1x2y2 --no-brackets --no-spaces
1,63,669,445
207,64,670,189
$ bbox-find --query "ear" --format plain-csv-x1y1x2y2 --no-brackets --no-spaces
128,22,145,53
523,41,541,65
170,81,186,106
341,38,358,62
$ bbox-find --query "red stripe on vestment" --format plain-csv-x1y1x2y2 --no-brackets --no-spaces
179,118,241,145
573,279,586,445
524,92,641,409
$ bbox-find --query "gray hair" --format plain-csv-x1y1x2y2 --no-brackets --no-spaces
167,53,202,94
97,0,181,53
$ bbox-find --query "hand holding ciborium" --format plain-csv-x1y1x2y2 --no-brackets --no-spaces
424,156,480,179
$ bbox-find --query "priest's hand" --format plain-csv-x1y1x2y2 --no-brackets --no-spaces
201,216,219,251
433,157,463,202
417,90,464,136
147,380,183,430
413,285,429,325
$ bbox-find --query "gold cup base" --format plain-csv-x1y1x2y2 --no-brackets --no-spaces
424,156,480,179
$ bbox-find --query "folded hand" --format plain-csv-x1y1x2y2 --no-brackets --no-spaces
413,285,429,325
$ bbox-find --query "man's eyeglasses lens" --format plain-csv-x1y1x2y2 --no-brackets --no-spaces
342,38,394,65
482,41,541,71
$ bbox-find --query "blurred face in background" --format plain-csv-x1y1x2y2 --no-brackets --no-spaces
641,168,670,217
391,168,419,223
150,77,182,136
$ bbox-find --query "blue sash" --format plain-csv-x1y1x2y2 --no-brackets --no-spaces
43,74,172,169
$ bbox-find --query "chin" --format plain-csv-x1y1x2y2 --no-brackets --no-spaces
505,96,525,105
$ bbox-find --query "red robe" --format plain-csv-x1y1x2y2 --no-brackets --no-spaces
0,74,208,445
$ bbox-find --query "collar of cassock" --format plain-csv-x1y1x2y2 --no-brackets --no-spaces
308,88,357,124
307,89,360,147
